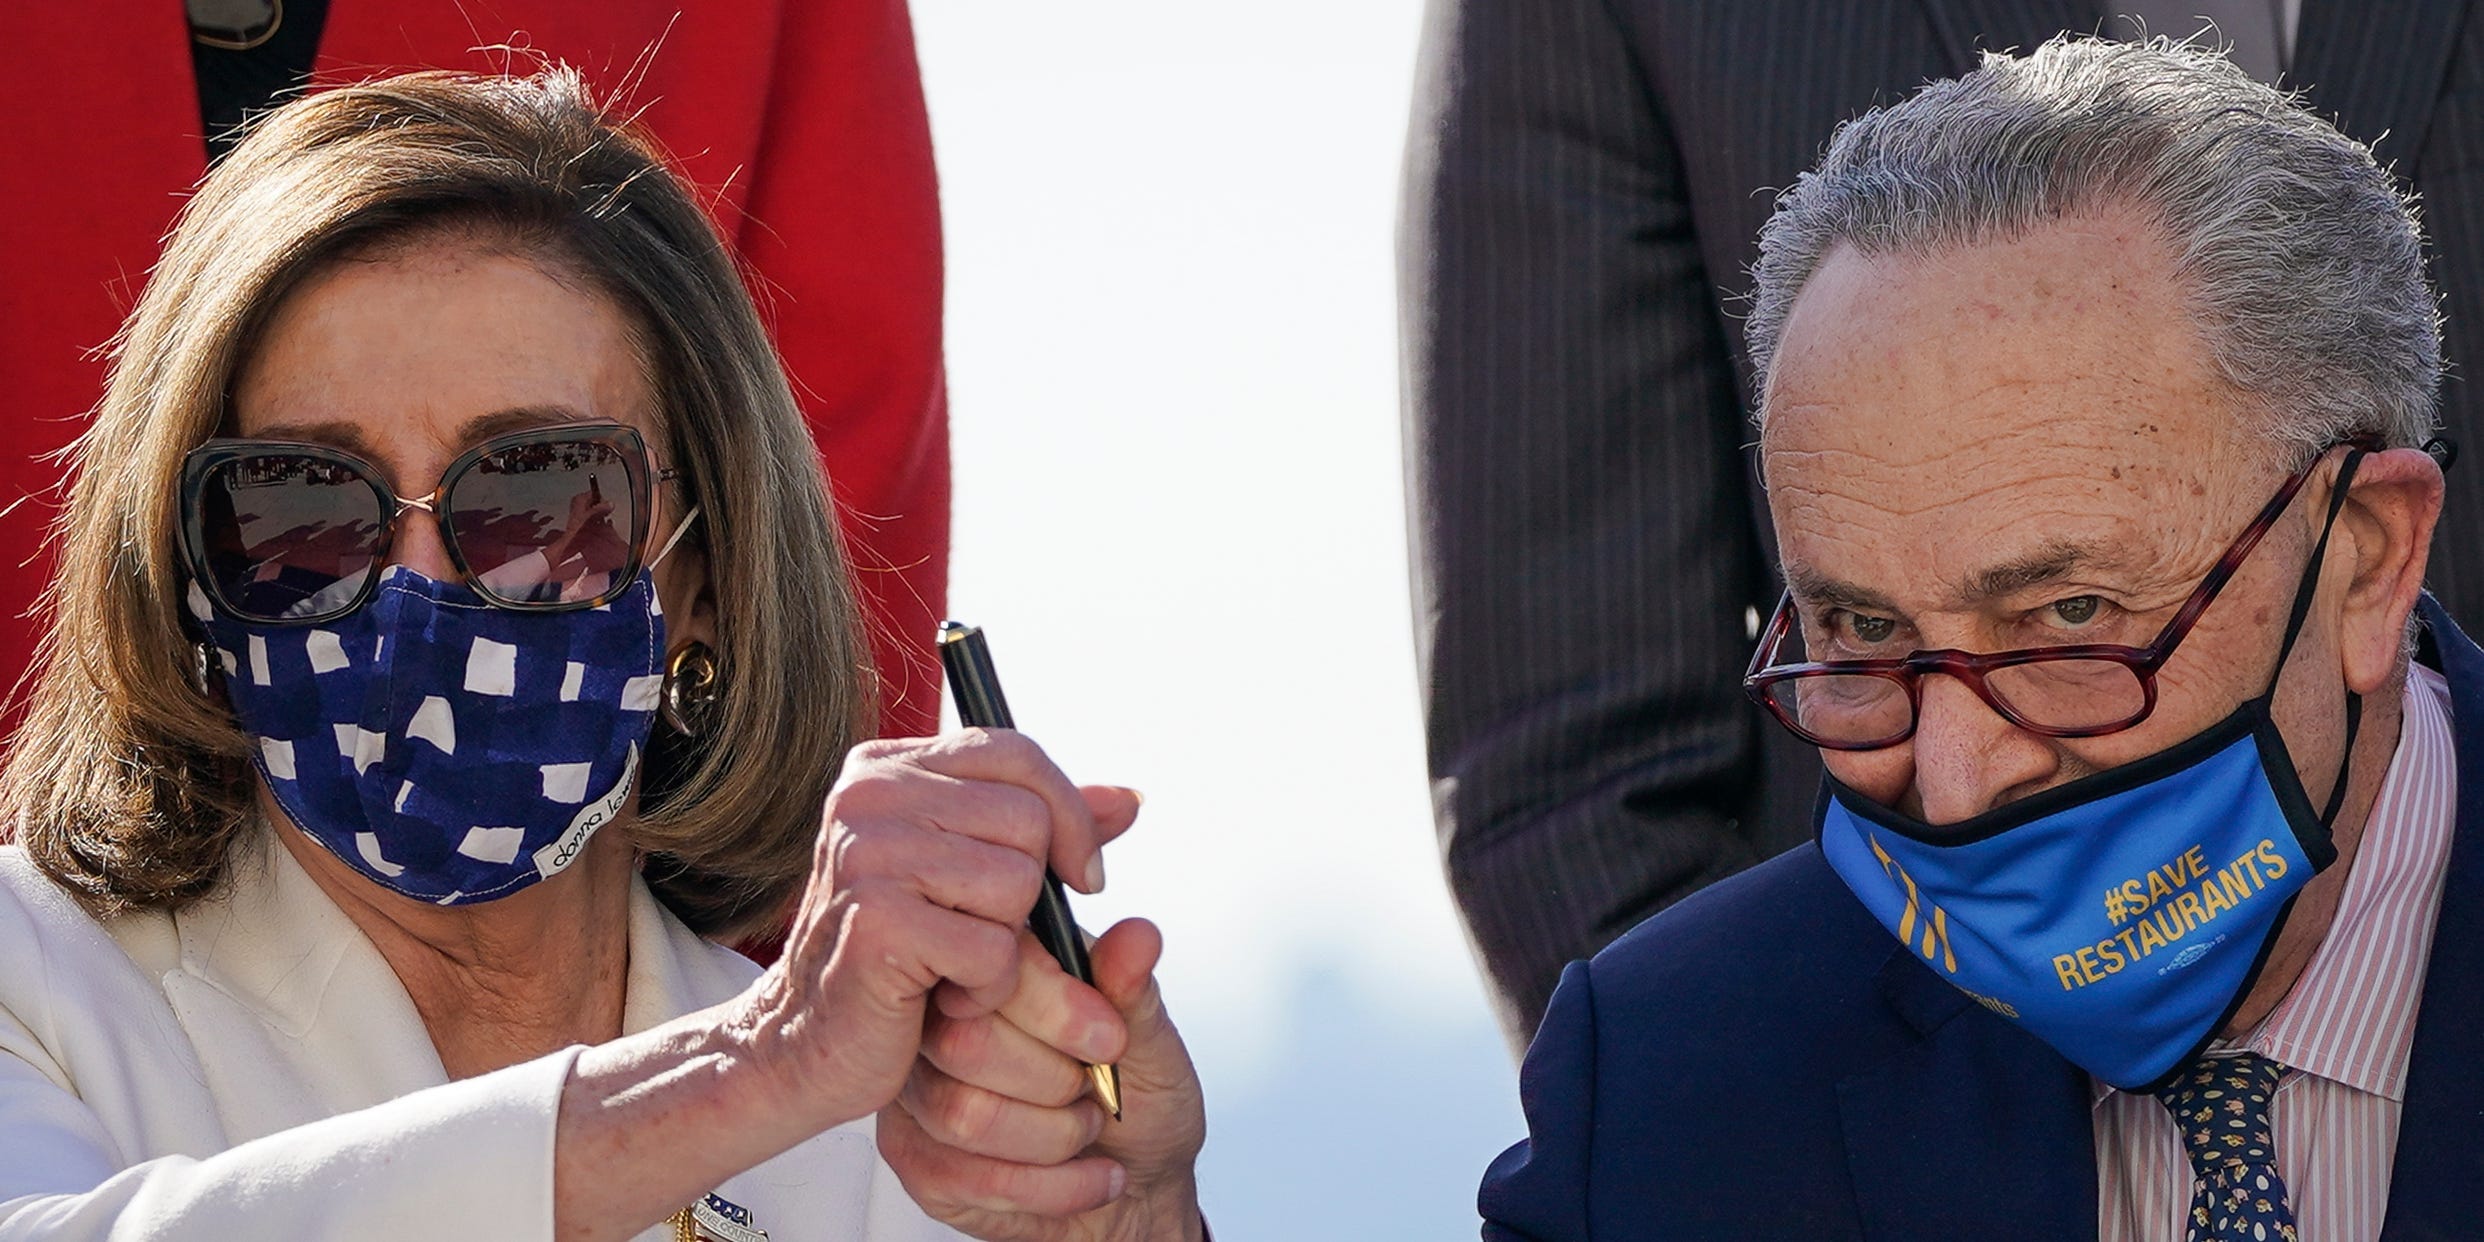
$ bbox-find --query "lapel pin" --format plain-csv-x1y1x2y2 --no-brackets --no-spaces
691,1192,767,1242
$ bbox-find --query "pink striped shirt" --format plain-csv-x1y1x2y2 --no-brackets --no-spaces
2095,664,2459,1242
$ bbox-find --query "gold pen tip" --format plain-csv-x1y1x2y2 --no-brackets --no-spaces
1087,1062,1123,1120
938,620,978,645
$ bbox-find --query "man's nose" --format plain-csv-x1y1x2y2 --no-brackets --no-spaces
386,501,461,582
1907,672,2062,825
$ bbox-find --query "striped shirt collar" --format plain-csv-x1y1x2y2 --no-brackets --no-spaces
2091,662,2459,1107
2237,661,2457,1101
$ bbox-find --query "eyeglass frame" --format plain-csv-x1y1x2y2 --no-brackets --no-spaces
1741,436,2380,751
178,421,686,626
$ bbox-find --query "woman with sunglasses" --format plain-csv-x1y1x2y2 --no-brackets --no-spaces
0,69,1205,1241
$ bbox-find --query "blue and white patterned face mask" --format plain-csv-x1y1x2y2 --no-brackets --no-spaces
191,564,667,905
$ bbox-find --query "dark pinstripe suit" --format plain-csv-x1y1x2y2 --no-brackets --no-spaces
1401,0,2481,1046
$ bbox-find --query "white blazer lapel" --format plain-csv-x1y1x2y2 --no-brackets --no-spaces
163,826,449,1144
157,833,955,1242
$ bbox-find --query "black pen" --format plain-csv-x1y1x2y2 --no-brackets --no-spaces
936,621,1124,1120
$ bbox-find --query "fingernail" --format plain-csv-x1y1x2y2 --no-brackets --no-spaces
1084,855,1106,893
1126,787,1146,807
1106,1163,1129,1200
1080,1021,1120,1063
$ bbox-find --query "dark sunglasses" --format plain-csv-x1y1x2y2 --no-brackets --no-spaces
180,423,685,625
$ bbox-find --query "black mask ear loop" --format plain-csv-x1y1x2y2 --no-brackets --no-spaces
2267,448,2369,829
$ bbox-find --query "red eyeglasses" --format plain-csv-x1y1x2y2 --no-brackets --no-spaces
1743,439,2376,751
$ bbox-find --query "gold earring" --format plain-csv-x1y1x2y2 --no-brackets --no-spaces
659,642,720,737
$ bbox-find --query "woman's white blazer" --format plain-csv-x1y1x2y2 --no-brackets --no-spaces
0,829,966,1241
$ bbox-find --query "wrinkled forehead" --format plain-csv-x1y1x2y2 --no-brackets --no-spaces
1757,215,2274,612
230,237,663,468
1764,414,2208,616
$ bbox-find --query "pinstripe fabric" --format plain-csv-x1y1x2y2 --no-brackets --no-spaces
1404,0,2484,1048
1402,0,1789,1043
2095,665,2459,1242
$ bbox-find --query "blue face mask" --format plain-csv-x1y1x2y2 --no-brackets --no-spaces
1814,496,2360,1091
192,564,667,905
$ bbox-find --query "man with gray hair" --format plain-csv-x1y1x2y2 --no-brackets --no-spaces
1406,0,2484,1059
1480,38,2482,1240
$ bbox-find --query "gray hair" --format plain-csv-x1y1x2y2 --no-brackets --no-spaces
1744,36,2442,460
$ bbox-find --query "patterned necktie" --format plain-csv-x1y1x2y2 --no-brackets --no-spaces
2153,1052,2299,1242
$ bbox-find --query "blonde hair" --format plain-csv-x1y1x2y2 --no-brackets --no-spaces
4,68,876,937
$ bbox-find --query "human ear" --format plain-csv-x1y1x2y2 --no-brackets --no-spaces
2334,447,2444,694
651,512,718,655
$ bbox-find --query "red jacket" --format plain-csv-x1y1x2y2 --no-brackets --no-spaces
0,2,948,737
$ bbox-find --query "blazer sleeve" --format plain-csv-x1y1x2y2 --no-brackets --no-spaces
732,0,951,739
0,1031,578,1240
1399,0,1777,1045
1479,961,1600,1240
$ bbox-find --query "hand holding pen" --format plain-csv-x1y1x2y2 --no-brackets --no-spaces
938,621,1124,1118
874,623,1210,1238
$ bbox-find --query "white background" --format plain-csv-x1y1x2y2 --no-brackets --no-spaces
913,2,1528,1236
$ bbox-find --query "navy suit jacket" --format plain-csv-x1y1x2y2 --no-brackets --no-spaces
1480,597,2484,1240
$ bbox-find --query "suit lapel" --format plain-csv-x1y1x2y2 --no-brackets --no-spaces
2289,0,2472,178
164,827,449,1144
1839,949,2098,1241
2382,598,2484,1238
1913,0,2101,76
163,825,771,1149
618,869,749,1034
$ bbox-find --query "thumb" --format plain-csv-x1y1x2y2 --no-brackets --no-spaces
1086,919,1207,1184
1088,918,1182,1075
